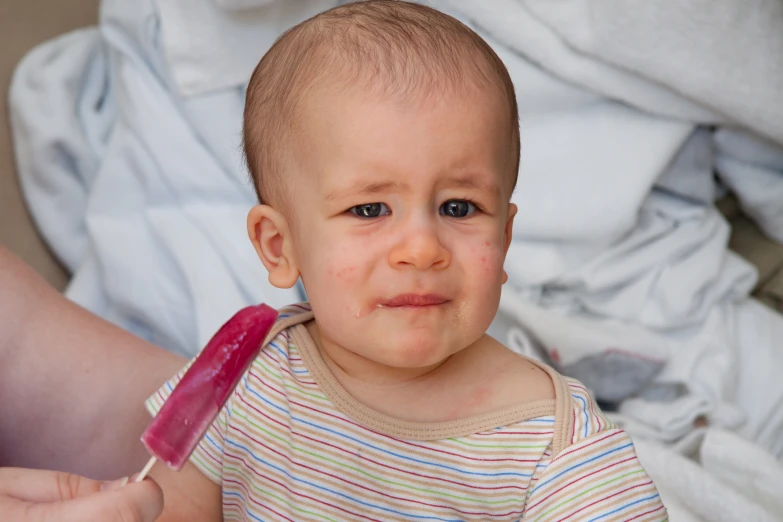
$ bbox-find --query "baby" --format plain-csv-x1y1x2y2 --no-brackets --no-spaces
147,1,666,520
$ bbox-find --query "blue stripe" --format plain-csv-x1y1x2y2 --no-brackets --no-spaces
245,385,532,479
573,394,589,438
262,340,308,374
588,493,661,521
267,339,289,360
203,432,224,456
224,491,267,521
534,441,633,491
226,438,462,521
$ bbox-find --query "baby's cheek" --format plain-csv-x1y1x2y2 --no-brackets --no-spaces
485,250,505,279
335,265,356,280
468,242,504,276
320,243,369,290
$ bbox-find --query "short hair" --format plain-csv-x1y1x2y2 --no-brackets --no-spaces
243,0,520,207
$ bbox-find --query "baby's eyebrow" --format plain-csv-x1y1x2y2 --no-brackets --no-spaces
325,181,406,201
440,175,501,197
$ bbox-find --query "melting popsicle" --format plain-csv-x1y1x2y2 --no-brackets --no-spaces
136,304,278,481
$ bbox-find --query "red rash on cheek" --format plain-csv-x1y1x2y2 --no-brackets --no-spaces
336,266,356,279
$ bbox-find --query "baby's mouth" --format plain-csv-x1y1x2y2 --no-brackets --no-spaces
378,293,449,308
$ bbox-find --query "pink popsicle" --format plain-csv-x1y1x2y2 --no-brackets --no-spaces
140,304,278,473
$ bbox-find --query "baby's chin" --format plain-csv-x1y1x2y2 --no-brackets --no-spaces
365,332,470,369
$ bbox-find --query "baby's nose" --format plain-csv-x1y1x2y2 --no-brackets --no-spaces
388,224,450,271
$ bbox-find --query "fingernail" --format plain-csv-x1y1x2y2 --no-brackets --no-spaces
101,476,129,491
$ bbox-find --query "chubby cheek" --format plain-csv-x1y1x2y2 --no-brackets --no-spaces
322,237,372,283
456,236,505,325
464,238,506,283
302,235,374,314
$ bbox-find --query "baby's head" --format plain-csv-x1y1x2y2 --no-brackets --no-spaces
245,0,519,370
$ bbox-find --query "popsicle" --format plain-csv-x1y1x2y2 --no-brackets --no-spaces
136,304,278,481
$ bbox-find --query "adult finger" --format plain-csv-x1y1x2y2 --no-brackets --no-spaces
0,469,164,522
50,479,163,522
0,467,102,502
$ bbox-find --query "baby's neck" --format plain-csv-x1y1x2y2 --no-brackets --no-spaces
304,321,553,423
305,321,452,388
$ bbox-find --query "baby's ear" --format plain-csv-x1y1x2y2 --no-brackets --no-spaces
247,205,300,288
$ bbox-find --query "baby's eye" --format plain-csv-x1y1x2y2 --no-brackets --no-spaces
350,202,390,219
440,200,476,218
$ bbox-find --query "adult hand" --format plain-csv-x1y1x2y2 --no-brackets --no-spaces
0,467,163,522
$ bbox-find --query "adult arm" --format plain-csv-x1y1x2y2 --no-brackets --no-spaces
0,245,185,479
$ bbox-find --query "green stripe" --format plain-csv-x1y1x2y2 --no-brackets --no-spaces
255,356,328,403
224,464,340,522
534,469,646,521
192,452,221,483
235,411,517,507
449,437,549,450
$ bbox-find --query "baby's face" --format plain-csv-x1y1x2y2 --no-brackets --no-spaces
289,85,516,369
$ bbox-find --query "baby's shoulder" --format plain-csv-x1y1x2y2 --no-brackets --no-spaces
559,374,617,444
479,343,617,453
460,336,556,416
483,336,556,403
472,337,616,442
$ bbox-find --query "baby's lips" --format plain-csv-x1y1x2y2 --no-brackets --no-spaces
379,293,449,307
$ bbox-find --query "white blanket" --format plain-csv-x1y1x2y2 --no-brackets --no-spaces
10,6,303,356
634,429,783,521
9,0,783,516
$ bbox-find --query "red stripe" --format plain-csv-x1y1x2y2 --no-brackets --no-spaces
224,478,296,522
555,480,655,522
155,389,167,403
571,409,577,444
253,343,317,386
230,423,526,518
223,453,383,521
474,430,555,437
568,383,592,396
234,392,529,493
592,397,602,433
197,443,224,468
525,456,637,511
246,369,547,465
555,430,624,462
568,383,602,434
222,498,246,518
568,382,607,434
626,504,666,521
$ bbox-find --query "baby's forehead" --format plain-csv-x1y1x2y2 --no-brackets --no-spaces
293,94,514,198
244,0,519,207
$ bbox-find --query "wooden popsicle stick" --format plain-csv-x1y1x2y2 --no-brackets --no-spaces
135,456,157,482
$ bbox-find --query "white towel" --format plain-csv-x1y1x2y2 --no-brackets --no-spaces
156,0,336,96
700,428,783,517
634,434,781,522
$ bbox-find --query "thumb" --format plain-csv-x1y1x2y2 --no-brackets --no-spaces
31,478,164,522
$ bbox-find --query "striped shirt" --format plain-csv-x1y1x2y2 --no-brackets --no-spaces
147,304,666,521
